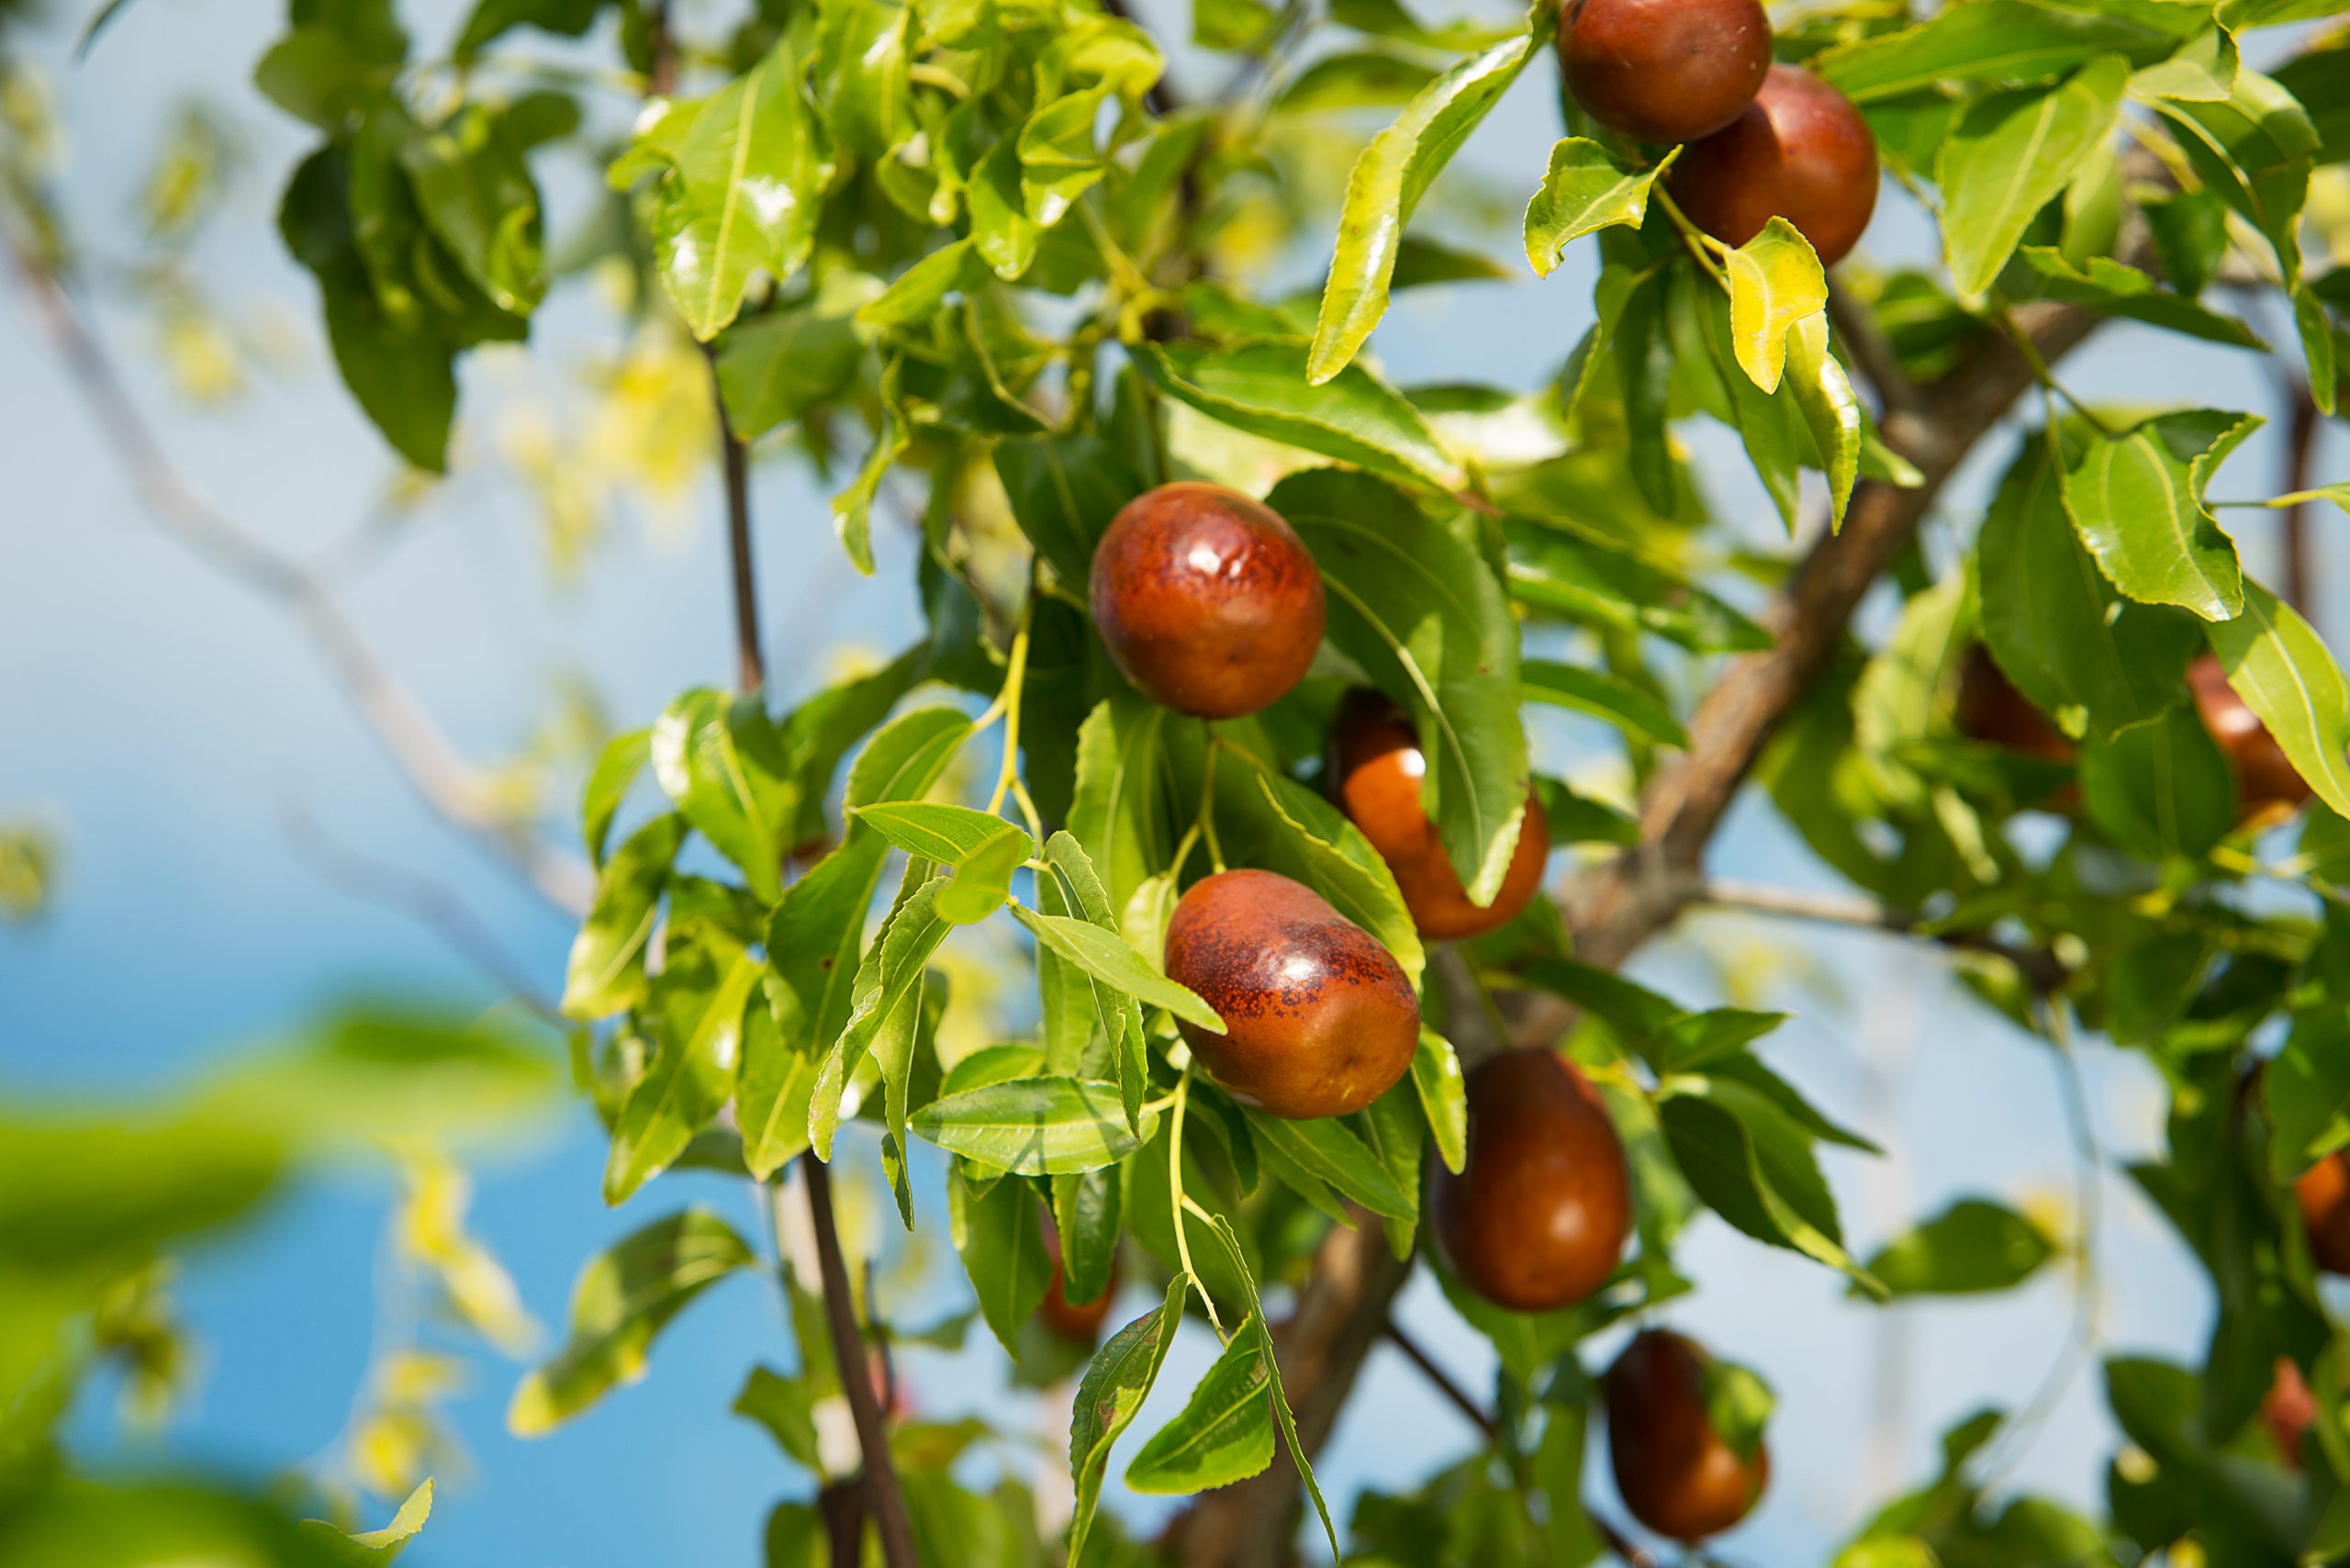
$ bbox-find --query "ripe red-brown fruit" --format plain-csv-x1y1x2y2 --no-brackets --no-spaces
1330,690,1550,941
1039,1218,1121,1344
2297,1151,2350,1275
2263,1356,2317,1469
2189,654,2311,823
1558,0,1772,145
1606,1330,1771,1541
1670,66,1879,266
1162,868,1419,1120
1954,646,2076,765
1432,1047,1630,1311
1088,482,1326,720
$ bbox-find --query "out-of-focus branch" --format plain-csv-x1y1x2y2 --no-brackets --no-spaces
2,218,595,917
1692,878,2070,993
2279,379,2320,619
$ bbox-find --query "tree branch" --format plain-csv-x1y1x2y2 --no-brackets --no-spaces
801,1159,919,1568
2,213,595,917
1692,877,2069,993
1382,1320,1497,1443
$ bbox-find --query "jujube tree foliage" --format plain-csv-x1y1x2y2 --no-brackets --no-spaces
10,0,2350,1562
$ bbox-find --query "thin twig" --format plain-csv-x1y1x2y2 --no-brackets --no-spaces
802,1159,920,1568
1,222,595,916
1591,1509,1662,1568
706,346,765,693
2278,378,2320,621
1382,1321,1497,1442
280,801,562,1022
1694,877,2071,993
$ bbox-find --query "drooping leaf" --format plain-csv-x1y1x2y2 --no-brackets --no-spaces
1724,218,1828,396
1125,1315,1278,1493
1522,139,1673,280
2203,579,2350,819
1067,1276,1189,1560
809,875,953,1159
1009,905,1225,1032
948,1164,1051,1354
1939,58,2129,305
2060,410,2257,622
912,1076,1159,1174
562,813,685,1018
603,946,762,1204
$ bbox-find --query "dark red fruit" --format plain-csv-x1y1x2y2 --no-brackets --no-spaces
1559,0,1772,145
2189,653,2311,823
1088,482,1326,720
1330,690,1550,941
2297,1151,2350,1275
1955,646,2076,766
1432,1047,1630,1311
1040,1217,1120,1344
1162,868,1419,1120
1606,1329,1771,1541
1671,65,1879,266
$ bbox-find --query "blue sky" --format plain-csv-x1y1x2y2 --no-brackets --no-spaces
5,0,2345,1562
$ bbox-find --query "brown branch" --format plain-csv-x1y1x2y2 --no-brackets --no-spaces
2,211,595,916
801,1159,919,1568
2279,378,2319,621
706,347,765,692
1691,878,2070,994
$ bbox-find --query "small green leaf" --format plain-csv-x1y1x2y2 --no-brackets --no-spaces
580,728,651,864
2204,579,2350,819
604,946,762,1204
1068,1276,1189,1560
1009,905,1225,1032
1698,1357,1774,1465
852,802,1033,924
1814,0,2171,102
948,1164,1052,1355
1861,1197,2055,1297
1125,1316,1278,1493
1412,1028,1468,1174
1521,660,1687,748
1245,1111,1415,1220
2061,410,2257,622
652,689,793,902
810,876,953,1159
1724,218,1828,396
1785,309,1862,532
509,1209,755,1434
1522,139,1673,279
832,356,908,575
562,813,685,1018
912,1076,1159,1174
1939,58,2129,304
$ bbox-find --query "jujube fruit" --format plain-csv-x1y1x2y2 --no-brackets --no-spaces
2296,1150,2350,1274
1670,65,1879,266
1558,0,1772,145
1954,646,2075,766
1606,1329,1770,1541
1162,868,1419,1120
1330,689,1550,941
1039,1217,1120,1344
1432,1047,1629,1311
2189,653,2311,823
1088,482,1326,720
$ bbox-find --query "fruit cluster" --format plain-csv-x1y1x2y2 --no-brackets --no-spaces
1074,480,1769,1540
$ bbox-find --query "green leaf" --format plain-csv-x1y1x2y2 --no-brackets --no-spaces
1245,1111,1415,1220
2061,410,2256,622
1698,1357,1775,1465
2268,1012,2350,1180
300,1477,434,1565
2014,248,2265,350
580,728,651,864
1125,1316,1278,1493
816,0,912,160
2204,579,2350,819
1785,308,1862,531
1724,219,1828,396
1194,1215,1342,1555
453,0,603,59
1132,338,1467,494
610,36,836,340
604,946,762,1204
810,875,953,1159
715,291,869,439
397,103,546,317
1039,833,1151,1128
562,813,685,1018
1069,694,1172,922
1431,1253,1589,1385
996,433,1144,595
1272,469,1529,902
734,1003,818,1181
1939,57,2129,305
1412,1028,1468,1174
1306,18,1537,382
831,356,908,575
1069,1279,1188,1559
1659,1076,1883,1295
912,1076,1159,1174
1505,514,1771,654
1976,435,2200,742
2077,700,2236,858
1009,905,1225,1032
852,802,1033,924
733,1363,821,1473
1862,1198,2055,1297
509,1208,755,1434
1523,139,1673,279
1275,50,1442,113
859,239,990,330
1814,0,2174,101
1052,1164,1122,1305
652,689,792,902
948,1164,1051,1355
1521,660,1687,748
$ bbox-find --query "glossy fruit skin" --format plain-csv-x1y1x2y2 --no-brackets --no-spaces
1089,482,1326,720
1671,66,1879,266
1558,0,1771,145
1606,1330,1771,1541
2264,1355,2317,1470
1039,1219,1120,1344
1162,868,1419,1120
2297,1151,2350,1275
2189,654,2311,823
1955,646,2075,765
1432,1048,1630,1312
1330,690,1550,941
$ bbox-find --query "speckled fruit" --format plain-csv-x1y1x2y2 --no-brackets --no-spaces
1671,65,1879,266
2264,1356,2317,1470
2189,654,2312,823
1330,690,1550,941
1088,482,1326,720
1606,1330,1771,1541
2297,1151,2350,1275
1955,647,2076,766
1162,868,1419,1120
1432,1047,1630,1312
1559,0,1772,144
1039,1219,1119,1344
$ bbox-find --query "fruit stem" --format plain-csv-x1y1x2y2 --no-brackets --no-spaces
1198,733,1227,874
1167,1068,1228,1339
985,588,1036,817
1650,185,1730,289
